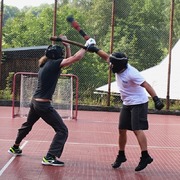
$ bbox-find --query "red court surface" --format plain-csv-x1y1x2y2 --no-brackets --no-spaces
0,106,180,180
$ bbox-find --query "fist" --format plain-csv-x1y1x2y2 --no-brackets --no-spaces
87,45,100,53
153,96,164,110
59,34,70,46
84,38,96,47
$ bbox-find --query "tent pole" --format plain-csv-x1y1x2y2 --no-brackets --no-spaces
0,0,3,89
107,0,115,106
166,0,174,110
52,0,57,45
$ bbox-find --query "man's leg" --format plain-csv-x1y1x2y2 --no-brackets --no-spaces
8,102,40,155
112,105,130,169
111,129,127,168
134,130,147,151
131,103,153,171
134,130,153,171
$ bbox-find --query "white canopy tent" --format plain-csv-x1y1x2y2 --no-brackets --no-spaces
95,39,180,100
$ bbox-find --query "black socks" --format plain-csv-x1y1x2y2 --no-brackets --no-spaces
141,150,149,158
118,150,125,157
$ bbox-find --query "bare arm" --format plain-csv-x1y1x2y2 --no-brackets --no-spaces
141,81,164,110
96,50,110,63
59,34,72,58
60,48,86,68
64,44,71,58
86,46,110,63
141,81,157,98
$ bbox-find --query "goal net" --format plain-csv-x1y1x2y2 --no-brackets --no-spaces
12,72,78,120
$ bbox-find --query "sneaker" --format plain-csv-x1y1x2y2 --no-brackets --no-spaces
111,155,127,169
42,156,64,166
8,146,22,156
135,156,153,171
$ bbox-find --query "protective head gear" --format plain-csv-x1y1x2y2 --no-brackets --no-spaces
109,52,128,73
45,45,64,59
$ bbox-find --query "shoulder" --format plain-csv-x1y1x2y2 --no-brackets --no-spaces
127,64,140,74
127,64,144,80
128,64,138,70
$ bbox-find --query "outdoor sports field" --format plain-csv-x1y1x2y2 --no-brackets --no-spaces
0,106,180,180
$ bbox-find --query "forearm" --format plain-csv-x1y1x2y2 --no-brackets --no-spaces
73,48,86,61
141,81,157,98
60,48,86,67
65,45,71,58
86,45,109,63
146,87,157,98
96,50,110,63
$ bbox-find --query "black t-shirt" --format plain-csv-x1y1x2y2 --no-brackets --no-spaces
33,58,63,100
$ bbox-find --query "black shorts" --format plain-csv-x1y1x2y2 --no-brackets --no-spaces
119,102,148,131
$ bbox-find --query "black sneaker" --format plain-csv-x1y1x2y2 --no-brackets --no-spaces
8,146,22,156
135,156,153,171
42,156,65,166
111,155,127,169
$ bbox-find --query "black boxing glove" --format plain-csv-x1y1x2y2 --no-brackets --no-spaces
153,96,164,110
87,45,100,53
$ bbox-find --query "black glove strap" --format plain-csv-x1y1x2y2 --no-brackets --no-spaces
153,96,159,102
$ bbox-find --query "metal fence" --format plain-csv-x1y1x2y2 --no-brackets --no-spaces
0,0,179,110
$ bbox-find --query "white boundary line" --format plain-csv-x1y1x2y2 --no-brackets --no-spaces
66,142,180,150
0,141,28,177
6,140,179,151
1,139,180,150
0,139,179,176
1,139,179,150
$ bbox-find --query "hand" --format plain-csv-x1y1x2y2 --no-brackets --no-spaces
153,96,164,110
59,34,70,47
87,45,100,53
84,38,96,47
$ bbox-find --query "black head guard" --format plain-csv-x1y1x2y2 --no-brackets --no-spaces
109,52,128,73
45,45,64,59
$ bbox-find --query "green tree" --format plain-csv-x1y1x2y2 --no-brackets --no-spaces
3,7,53,48
3,5,20,26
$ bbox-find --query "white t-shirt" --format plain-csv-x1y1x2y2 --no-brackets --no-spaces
115,64,148,105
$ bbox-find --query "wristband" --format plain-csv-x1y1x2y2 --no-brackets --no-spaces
94,47,100,53
152,96,158,101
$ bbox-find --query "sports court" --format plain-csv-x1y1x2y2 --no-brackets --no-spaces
0,106,180,180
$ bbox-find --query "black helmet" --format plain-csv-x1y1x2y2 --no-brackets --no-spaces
109,52,128,73
45,45,64,59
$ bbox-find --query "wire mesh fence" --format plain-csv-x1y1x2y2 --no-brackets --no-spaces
0,0,179,110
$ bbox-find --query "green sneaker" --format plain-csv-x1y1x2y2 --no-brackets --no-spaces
42,156,65,166
8,146,22,156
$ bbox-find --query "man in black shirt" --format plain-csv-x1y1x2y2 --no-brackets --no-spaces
8,36,95,166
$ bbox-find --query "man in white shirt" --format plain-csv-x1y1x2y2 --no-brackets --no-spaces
87,45,164,171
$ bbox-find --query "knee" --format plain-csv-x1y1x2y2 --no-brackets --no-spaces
133,130,144,136
61,126,68,139
19,123,33,133
119,129,127,136
64,126,68,138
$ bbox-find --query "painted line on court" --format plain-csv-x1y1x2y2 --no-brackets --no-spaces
4,139,178,151
0,141,28,176
66,142,180,150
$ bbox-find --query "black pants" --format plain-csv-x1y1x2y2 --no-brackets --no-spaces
15,99,68,158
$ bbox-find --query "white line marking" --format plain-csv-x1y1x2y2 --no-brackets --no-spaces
66,142,180,150
1,139,180,150
0,141,28,176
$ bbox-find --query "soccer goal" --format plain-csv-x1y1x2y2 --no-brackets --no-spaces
12,72,78,120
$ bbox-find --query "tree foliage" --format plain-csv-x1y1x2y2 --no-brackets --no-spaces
2,0,180,100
